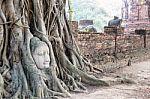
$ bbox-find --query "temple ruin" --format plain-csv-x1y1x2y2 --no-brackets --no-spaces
122,0,150,34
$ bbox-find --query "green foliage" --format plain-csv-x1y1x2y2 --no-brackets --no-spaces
70,0,122,32
71,0,109,32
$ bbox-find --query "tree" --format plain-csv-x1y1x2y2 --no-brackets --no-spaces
72,0,109,32
0,0,108,99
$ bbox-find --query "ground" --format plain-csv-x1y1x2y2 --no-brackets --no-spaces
61,59,150,99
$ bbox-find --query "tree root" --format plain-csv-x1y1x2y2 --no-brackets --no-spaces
59,51,109,86
0,9,9,68
79,70,109,86
0,0,113,99
0,74,4,99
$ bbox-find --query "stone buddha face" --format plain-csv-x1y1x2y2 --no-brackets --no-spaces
30,37,50,69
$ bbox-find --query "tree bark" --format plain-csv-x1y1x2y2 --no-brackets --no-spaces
0,0,108,98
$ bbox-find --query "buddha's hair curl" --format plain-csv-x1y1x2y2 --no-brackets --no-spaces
30,37,47,53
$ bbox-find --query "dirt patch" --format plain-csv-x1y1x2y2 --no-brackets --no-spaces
61,60,150,99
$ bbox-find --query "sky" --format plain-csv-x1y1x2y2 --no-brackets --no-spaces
67,0,123,19
95,0,123,18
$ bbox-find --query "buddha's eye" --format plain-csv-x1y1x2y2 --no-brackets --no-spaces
43,51,49,55
37,52,43,56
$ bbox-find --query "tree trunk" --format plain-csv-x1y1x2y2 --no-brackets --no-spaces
0,0,108,98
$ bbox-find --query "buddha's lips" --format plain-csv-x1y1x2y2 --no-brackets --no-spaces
43,62,49,65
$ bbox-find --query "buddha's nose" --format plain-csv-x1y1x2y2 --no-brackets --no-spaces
45,54,50,62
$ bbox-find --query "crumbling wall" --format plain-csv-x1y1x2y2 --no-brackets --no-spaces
77,32,150,66
70,21,150,65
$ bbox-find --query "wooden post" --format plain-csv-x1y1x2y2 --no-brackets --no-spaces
114,27,117,58
135,29,146,48
143,30,146,48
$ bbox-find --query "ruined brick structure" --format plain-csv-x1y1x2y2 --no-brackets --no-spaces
68,19,150,65
104,26,124,34
122,0,150,34
79,20,93,28
68,21,78,33
78,32,150,64
68,21,78,41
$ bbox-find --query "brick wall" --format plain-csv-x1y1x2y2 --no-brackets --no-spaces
77,32,150,65
68,20,150,66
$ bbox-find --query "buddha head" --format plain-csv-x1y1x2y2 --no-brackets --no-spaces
30,37,50,69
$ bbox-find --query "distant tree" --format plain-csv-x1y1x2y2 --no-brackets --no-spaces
72,0,110,31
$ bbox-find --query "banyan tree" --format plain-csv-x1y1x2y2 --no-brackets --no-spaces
0,0,109,98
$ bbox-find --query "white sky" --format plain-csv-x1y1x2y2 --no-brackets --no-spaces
67,0,123,19
95,0,123,18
